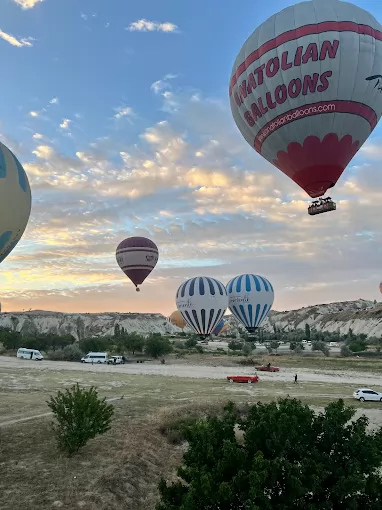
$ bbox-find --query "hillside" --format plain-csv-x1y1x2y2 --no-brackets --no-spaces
0,299,381,340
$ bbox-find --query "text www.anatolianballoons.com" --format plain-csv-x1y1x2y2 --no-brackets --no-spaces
257,103,336,144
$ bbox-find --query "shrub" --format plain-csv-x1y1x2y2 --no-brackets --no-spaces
48,344,84,361
340,344,351,357
184,337,198,349
228,340,243,351
47,383,114,456
312,340,330,357
241,342,254,356
157,399,382,509
145,335,173,359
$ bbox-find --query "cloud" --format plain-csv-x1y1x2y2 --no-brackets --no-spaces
127,19,178,33
13,0,44,9
114,106,134,120
29,111,39,117
59,119,71,130
32,133,44,140
0,29,33,48
151,74,178,95
49,97,59,105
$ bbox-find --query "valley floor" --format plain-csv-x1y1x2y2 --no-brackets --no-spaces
1,353,382,509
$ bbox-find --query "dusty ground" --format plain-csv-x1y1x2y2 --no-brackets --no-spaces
1,353,382,509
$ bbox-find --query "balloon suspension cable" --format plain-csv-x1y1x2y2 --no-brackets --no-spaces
308,196,337,216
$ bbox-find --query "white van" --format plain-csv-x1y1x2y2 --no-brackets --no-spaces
81,352,107,364
17,348,44,361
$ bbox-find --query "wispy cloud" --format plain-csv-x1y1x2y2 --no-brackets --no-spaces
127,19,178,33
151,74,178,95
114,106,134,120
13,0,44,9
59,119,71,130
0,29,34,48
29,111,39,117
80,13,97,21
49,97,59,105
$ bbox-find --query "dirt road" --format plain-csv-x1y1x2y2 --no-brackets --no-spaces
0,355,381,386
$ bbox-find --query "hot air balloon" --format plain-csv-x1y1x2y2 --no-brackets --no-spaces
212,319,229,336
116,236,158,292
169,310,186,330
226,274,274,337
379,282,382,295
176,276,228,340
229,0,382,215
0,142,31,265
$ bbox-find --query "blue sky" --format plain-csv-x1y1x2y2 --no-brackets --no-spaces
1,0,382,314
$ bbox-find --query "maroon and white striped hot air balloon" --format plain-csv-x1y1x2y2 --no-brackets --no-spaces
116,237,159,292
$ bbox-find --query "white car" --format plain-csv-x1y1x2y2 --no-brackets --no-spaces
353,388,382,402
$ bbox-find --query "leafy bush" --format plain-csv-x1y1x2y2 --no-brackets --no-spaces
348,341,367,353
228,340,243,351
195,345,203,354
48,344,84,361
47,383,114,456
312,340,330,356
184,337,198,349
241,342,254,356
340,344,351,357
157,399,382,509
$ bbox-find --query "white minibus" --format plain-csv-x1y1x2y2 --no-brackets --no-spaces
17,348,44,361
81,352,107,364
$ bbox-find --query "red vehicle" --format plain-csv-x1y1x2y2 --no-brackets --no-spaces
255,365,280,372
227,375,259,384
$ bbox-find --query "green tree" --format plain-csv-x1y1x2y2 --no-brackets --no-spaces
312,340,330,356
0,329,23,350
184,337,198,349
348,341,367,353
242,342,254,357
340,344,351,357
144,334,172,359
228,340,243,351
157,399,382,509
118,332,145,355
47,383,114,456
305,323,311,340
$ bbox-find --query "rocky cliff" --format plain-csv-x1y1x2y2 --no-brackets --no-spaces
0,299,381,340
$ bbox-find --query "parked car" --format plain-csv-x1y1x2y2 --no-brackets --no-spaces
17,348,44,361
107,356,126,365
255,364,280,372
227,375,259,384
353,388,382,402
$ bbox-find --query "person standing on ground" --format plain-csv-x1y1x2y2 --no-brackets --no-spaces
294,374,298,384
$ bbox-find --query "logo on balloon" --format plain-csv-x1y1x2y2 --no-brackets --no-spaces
229,294,250,304
177,299,193,309
366,75,382,92
146,255,156,262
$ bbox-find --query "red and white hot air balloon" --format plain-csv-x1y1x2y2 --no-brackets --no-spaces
229,0,382,216
116,237,159,292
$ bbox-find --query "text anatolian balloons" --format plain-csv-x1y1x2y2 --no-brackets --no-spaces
116,237,158,292
230,0,382,202
0,142,31,264
176,277,228,340
227,274,274,334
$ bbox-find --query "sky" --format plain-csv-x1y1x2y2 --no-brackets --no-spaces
1,0,382,315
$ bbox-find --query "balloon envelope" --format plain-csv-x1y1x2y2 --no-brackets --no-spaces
176,277,228,339
116,237,158,289
212,319,229,336
227,274,274,333
380,282,382,295
230,0,382,198
169,310,186,329
0,142,31,264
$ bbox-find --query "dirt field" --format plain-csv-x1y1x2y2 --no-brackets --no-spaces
1,353,382,509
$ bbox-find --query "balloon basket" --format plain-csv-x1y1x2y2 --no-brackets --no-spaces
308,197,336,216
136,287,140,292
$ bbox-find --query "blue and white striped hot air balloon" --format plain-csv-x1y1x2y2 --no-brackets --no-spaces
176,276,228,340
226,274,274,335
0,142,31,265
